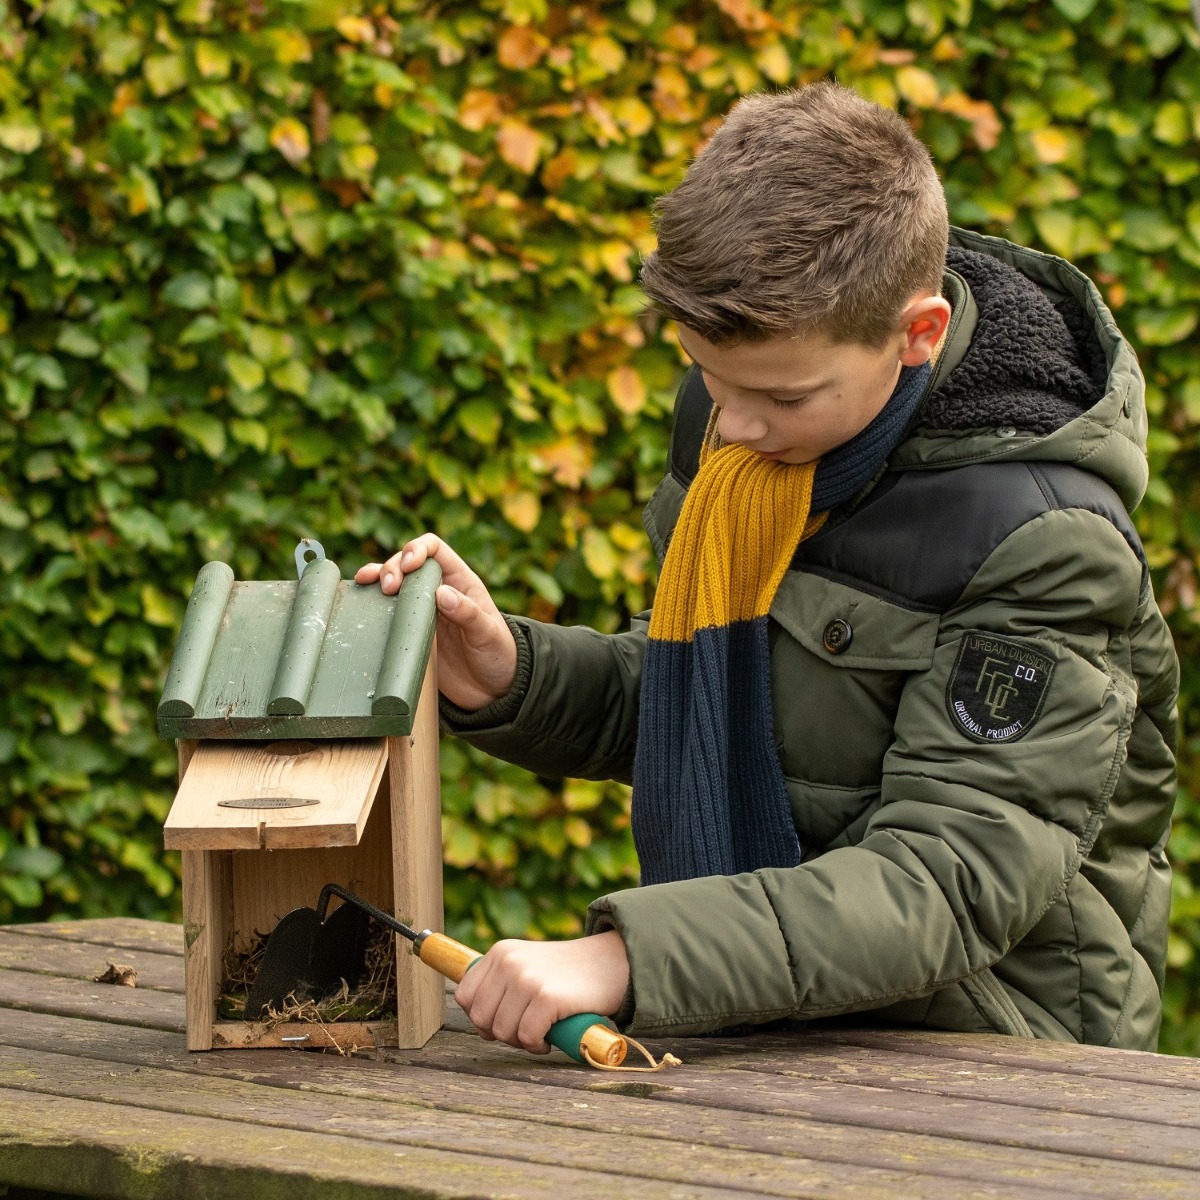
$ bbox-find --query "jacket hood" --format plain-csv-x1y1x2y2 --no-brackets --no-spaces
892,227,1149,512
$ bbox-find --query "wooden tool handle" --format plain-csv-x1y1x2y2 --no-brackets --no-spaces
417,933,628,1066
417,932,480,983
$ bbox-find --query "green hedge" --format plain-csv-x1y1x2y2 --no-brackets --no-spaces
1,0,1198,1051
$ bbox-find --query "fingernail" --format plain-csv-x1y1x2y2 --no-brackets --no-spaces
400,551,414,569
439,589,459,611
382,572,393,588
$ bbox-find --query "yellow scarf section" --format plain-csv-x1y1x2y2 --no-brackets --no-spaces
649,442,828,644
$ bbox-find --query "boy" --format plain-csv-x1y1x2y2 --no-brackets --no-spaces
357,83,1178,1053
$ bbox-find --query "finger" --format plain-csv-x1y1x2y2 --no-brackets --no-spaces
515,1001,554,1055
435,587,501,650
355,563,382,584
490,983,539,1050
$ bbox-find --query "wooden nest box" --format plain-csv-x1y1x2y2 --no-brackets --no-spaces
159,541,444,1052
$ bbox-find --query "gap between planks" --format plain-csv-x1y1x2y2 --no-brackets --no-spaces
0,1088,768,1200
0,1008,1195,1194
0,1041,1110,1200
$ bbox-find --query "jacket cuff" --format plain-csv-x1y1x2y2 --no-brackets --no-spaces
585,874,797,1037
439,615,533,732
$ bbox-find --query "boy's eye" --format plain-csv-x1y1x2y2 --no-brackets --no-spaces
769,395,809,409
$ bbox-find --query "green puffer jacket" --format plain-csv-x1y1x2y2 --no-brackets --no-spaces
444,228,1179,1050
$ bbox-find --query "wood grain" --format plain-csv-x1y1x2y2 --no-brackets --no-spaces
3,1088,757,1200
164,738,388,850
2,1009,1197,1190
3,917,183,957
0,1046,1091,1200
0,930,184,993
389,649,445,1049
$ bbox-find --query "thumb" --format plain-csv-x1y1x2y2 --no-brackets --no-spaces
436,586,492,643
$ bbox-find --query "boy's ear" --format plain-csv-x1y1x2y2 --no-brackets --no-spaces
897,295,952,367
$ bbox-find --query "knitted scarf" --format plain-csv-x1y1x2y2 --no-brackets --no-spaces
632,361,930,885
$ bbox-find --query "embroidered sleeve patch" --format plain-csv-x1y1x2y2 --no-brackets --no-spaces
946,631,1056,744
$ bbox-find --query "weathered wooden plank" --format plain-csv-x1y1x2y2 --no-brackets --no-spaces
0,930,184,993
0,967,184,1032
3,918,183,957
0,1088,766,1200
0,1043,1091,1200
712,1040,1200,1129
0,1009,1195,1195
820,1026,1200,1090
382,1033,1200,1172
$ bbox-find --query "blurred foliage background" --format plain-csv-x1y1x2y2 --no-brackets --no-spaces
1,0,1198,1051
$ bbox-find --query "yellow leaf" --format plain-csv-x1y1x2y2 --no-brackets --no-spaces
497,118,541,174
714,0,774,30
582,527,619,580
345,143,378,173
541,148,579,192
1030,127,1070,164
939,92,1002,151
532,436,592,488
609,522,644,551
599,241,634,283
267,28,311,64
606,364,646,414
896,65,939,108
143,54,186,97
756,42,793,85
140,584,177,627
588,35,626,74
498,24,549,69
194,39,231,79
459,88,504,132
564,816,593,849
501,490,542,533
336,16,375,43
270,118,311,166
612,97,654,137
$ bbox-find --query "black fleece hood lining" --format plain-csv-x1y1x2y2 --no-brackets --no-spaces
920,246,1109,437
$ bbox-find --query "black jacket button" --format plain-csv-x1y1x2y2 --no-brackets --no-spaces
823,619,853,654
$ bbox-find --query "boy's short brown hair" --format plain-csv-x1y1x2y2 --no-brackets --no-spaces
638,82,949,347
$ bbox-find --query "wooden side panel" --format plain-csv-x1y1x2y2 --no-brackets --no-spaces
179,738,232,1054
389,650,445,1049
164,739,388,851
229,794,395,954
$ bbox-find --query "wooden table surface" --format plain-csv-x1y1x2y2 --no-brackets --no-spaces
1,918,1199,1199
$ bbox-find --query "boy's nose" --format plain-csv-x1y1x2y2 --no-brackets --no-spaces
716,400,770,447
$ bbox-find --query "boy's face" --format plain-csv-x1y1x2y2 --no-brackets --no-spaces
676,298,948,466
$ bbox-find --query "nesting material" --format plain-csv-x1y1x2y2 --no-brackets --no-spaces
217,922,397,1026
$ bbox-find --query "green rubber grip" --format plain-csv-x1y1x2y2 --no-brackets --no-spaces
546,1012,609,1064
463,958,603,1063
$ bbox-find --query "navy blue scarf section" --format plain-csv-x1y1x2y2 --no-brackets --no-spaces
811,361,931,510
632,360,931,887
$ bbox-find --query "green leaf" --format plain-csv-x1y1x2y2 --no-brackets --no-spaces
162,273,213,310
457,398,503,444
56,326,101,358
1050,0,1098,21
177,412,227,458
225,353,266,391
1134,309,1198,346
143,54,187,96
270,359,311,397
1121,208,1177,253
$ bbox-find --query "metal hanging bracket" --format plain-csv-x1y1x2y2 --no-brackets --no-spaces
294,538,326,579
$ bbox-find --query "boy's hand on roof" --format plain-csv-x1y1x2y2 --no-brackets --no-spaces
355,534,517,711
454,931,630,1054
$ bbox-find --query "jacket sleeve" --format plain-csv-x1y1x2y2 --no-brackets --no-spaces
586,508,1146,1036
440,612,649,784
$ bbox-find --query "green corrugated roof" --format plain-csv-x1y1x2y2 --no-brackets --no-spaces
157,551,440,740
